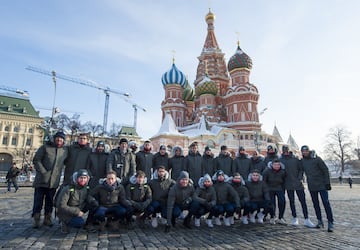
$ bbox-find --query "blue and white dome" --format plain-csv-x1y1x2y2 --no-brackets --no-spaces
161,63,186,87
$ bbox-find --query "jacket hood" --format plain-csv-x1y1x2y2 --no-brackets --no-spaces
267,161,285,170
171,146,184,157
198,174,213,188
99,177,122,185
251,155,265,162
212,171,230,182
227,176,246,186
152,169,170,180
129,174,148,185
247,173,263,182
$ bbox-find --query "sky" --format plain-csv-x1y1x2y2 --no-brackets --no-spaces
1,0,359,153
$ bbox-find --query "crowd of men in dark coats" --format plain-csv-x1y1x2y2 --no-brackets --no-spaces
30,132,334,234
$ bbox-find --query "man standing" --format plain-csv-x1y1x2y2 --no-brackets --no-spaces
32,131,68,228
6,162,20,192
301,145,334,232
136,140,154,180
184,142,202,186
215,145,233,176
280,145,315,227
107,138,136,186
63,133,92,185
153,145,169,171
233,146,252,180
87,141,108,189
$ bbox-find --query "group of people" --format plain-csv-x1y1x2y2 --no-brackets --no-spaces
31,131,334,234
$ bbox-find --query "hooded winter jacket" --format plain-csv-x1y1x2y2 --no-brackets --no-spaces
250,156,266,174
262,161,286,191
233,153,252,180
193,174,217,207
33,142,68,189
64,142,92,185
215,152,233,176
91,178,131,208
153,152,169,171
107,148,136,186
202,153,216,176
168,146,185,180
149,170,175,206
280,154,304,190
301,155,330,191
166,171,195,225
126,175,152,210
245,175,270,202
87,151,108,188
184,151,202,186
136,149,154,180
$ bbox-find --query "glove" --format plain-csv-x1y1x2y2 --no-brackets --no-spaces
325,184,332,190
183,197,192,206
164,224,171,233
235,206,242,214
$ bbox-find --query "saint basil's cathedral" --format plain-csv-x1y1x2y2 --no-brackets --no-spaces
149,9,299,156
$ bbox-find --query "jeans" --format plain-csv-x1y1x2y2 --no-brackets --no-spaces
309,190,334,223
243,200,273,216
146,200,167,218
94,205,127,222
32,187,57,216
68,216,86,228
213,203,235,218
191,200,214,219
287,189,309,219
7,178,18,192
269,190,286,219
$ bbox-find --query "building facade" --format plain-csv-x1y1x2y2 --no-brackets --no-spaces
0,93,43,171
151,9,298,156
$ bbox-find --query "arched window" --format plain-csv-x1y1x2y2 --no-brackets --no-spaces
4,126,9,132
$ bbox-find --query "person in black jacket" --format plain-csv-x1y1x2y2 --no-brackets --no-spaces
153,145,169,171
301,145,334,232
6,162,20,192
168,146,185,180
87,141,108,189
136,140,154,180
201,146,216,176
280,145,315,228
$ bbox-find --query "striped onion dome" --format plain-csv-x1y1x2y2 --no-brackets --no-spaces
195,74,217,96
183,80,195,101
228,45,253,71
161,63,186,87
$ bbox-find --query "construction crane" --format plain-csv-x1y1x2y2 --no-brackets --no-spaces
26,66,130,133
116,96,146,131
0,85,29,97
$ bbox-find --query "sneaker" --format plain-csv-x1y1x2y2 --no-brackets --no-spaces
151,217,158,228
269,218,276,225
277,218,287,225
61,222,69,234
242,216,249,225
206,219,214,228
229,216,234,225
194,218,201,227
224,217,231,226
304,218,316,228
292,217,299,226
257,212,264,224
214,217,222,226
249,212,256,223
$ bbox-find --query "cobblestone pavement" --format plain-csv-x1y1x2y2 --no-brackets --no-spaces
0,184,359,250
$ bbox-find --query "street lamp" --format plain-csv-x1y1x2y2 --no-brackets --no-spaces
254,108,268,152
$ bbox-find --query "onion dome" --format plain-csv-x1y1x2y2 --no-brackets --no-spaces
205,9,215,22
183,80,195,101
195,74,218,96
161,63,186,87
227,44,253,72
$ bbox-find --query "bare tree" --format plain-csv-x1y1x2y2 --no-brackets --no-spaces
323,126,353,174
83,121,103,146
108,122,121,137
354,136,360,160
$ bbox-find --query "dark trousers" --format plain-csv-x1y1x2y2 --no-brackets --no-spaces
169,202,195,219
94,205,127,222
145,200,167,218
287,189,309,219
243,200,273,216
269,190,286,219
191,201,214,219
7,178,19,192
32,187,56,216
213,203,235,218
309,190,334,223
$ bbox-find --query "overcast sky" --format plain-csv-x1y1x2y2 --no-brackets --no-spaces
1,0,359,153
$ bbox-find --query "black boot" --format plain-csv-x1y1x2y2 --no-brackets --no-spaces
183,215,192,229
328,222,334,232
316,220,324,228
